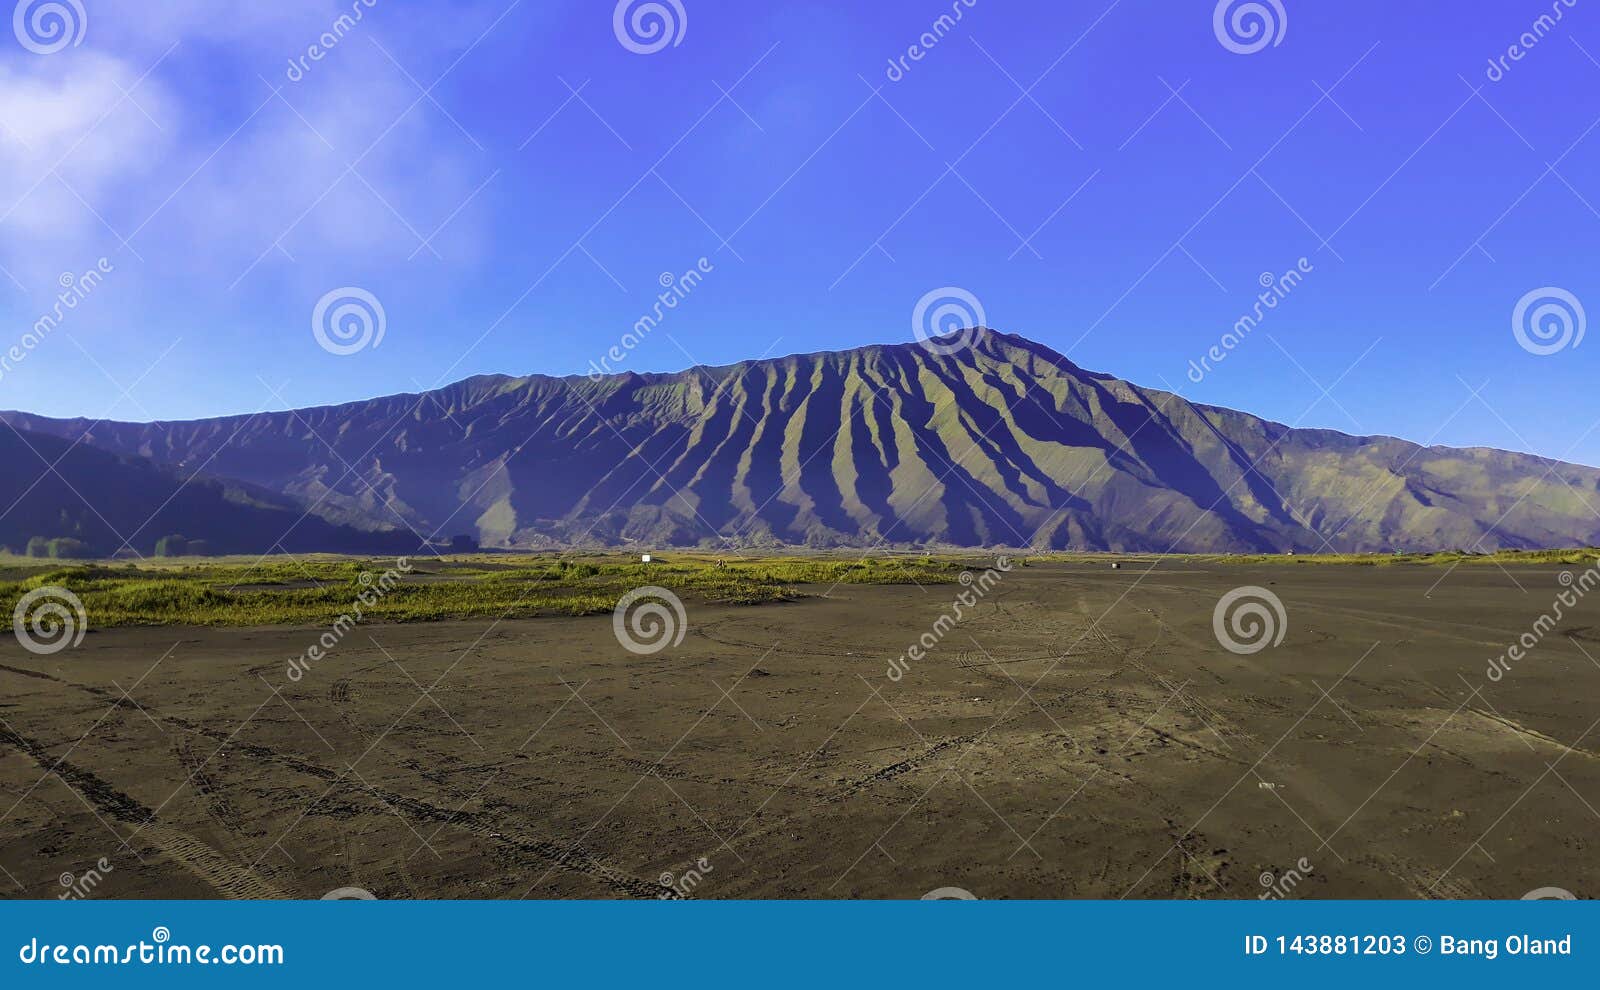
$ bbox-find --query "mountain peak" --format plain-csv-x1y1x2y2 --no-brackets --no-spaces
3,332,1596,554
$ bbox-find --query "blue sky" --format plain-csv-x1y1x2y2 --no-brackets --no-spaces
0,0,1597,465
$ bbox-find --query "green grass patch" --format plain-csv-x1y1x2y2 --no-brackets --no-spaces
0,552,969,629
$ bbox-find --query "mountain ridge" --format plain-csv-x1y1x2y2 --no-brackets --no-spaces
3,330,1595,554
0,425,419,557
4,330,1575,467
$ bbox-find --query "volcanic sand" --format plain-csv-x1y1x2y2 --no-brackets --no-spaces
1,560,1595,900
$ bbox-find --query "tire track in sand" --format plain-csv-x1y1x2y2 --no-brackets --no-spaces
0,723,286,899
0,663,668,900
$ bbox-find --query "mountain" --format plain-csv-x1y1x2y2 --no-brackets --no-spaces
0,424,418,558
4,331,1597,553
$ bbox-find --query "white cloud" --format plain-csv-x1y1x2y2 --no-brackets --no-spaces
0,0,496,301
0,53,177,278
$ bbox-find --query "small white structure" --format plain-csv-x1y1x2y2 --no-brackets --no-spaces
641,553,653,564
